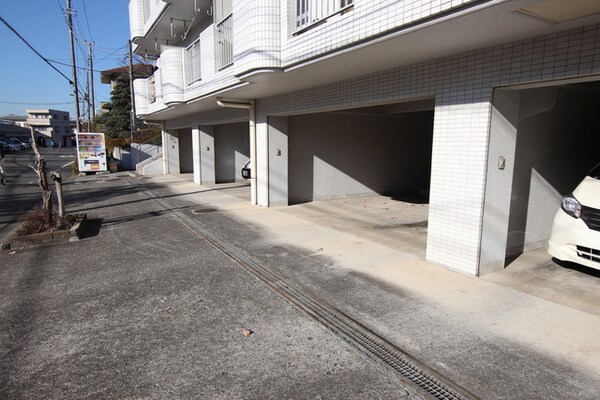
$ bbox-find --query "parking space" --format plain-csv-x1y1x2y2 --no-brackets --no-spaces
482,79,600,274
482,248,600,317
167,174,600,317
287,100,434,205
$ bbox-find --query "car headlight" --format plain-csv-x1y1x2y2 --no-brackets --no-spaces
561,193,581,218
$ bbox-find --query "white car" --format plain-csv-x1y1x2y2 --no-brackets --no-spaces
548,162,600,270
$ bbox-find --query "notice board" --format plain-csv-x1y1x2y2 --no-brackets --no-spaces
76,132,108,173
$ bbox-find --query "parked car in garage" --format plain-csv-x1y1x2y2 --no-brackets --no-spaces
548,162,600,270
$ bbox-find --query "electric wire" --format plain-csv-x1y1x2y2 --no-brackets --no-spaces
79,0,94,43
0,14,73,84
0,100,73,106
96,45,128,63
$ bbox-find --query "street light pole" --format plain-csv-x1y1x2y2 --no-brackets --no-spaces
128,40,137,141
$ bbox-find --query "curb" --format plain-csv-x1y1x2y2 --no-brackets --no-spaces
2,213,87,251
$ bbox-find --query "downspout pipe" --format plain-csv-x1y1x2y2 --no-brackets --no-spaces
216,98,257,205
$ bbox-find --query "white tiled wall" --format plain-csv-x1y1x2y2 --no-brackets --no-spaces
257,24,600,275
160,45,184,104
281,0,478,66
234,0,281,76
129,0,144,39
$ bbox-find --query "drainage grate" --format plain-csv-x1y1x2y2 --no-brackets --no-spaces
134,180,479,400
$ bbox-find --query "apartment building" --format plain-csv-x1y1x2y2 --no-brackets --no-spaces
129,0,600,276
26,109,74,147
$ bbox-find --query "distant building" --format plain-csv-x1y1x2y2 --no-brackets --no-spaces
26,109,74,147
0,115,29,128
0,119,32,139
100,64,155,89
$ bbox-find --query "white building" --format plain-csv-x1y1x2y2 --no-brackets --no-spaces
26,109,74,147
129,0,600,276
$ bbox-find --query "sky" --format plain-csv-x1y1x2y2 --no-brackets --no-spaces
0,0,132,118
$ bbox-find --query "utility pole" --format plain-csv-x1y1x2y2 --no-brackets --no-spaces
128,40,137,141
85,77,91,131
89,42,96,129
66,0,81,133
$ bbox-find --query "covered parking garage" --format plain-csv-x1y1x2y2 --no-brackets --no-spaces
481,78,600,274
285,99,435,205
214,122,250,183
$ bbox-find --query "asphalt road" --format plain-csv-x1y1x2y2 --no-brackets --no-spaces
0,174,414,399
0,146,77,238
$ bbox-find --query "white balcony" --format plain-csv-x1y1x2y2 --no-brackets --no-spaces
160,45,184,104
129,0,212,56
129,0,169,41
133,78,149,116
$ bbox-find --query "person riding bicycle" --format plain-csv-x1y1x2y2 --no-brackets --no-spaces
0,143,5,175
0,144,5,185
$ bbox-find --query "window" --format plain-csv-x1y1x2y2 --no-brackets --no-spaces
185,39,201,85
295,0,353,31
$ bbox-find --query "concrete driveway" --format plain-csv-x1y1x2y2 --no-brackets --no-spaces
2,173,600,399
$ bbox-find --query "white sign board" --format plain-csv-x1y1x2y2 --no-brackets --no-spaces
76,132,108,173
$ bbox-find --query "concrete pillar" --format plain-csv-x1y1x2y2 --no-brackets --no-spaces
192,126,201,184
426,96,493,276
199,125,215,184
163,129,180,174
161,129,168,174
267,116,288,206
479,90,520,274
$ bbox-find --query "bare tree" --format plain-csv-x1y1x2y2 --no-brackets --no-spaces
29,127,54,225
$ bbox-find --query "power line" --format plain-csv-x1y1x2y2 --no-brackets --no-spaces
96,44,128,63
95,44,128,51
80,0,94,42
48,58,105,73
0,100,73,105
0,14,73,84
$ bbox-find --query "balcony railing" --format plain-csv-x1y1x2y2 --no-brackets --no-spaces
185,40,201,85
295,0,353,32
215,13,233,70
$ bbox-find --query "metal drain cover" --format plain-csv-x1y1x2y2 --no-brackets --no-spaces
192,208,218,214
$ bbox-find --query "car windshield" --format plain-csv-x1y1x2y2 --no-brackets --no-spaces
589,163,600,179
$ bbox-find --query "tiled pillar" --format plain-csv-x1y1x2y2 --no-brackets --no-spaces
256,115,269,206
162,129,180,175
192,127,202,184
199,125,215,184
426,98,492,276
267,116,289,206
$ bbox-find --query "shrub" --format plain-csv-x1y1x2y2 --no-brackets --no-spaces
16,208,75,236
